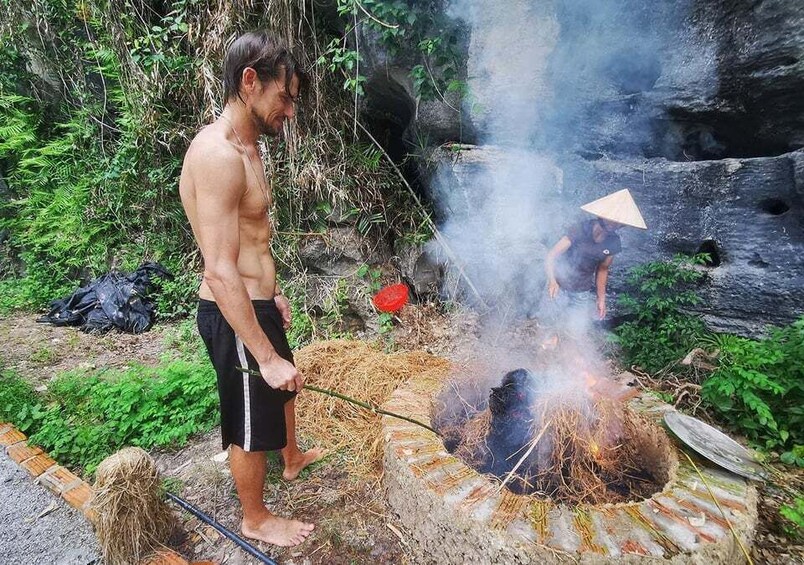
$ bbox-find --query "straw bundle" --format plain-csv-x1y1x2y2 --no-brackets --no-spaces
90,447,174,565
294,340,450,475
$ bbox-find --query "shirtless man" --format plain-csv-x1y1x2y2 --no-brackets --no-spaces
179,31,323,547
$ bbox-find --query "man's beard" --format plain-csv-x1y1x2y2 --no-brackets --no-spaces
251,109,281,137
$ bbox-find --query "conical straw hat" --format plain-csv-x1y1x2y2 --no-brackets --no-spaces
580,189,647,229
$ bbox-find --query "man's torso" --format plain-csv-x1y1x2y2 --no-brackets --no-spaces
179,122,277,300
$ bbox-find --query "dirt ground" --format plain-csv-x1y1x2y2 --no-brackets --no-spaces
0,314,169,387
1,306,802,564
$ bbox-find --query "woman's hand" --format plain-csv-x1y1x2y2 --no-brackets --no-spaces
596,298,606,320
548,279,560,299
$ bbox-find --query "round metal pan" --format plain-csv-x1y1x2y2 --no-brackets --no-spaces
664,411,768,482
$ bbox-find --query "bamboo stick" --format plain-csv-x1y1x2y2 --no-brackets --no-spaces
495,420,552,495
235,366,435,433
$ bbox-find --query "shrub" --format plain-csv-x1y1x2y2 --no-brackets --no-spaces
613,254,708,373
701,318,804,450
0,369,37,423
6,360,218,474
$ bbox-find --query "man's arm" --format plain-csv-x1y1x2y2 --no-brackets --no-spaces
595,255,614,319
190,144,301,391
545,236,572,299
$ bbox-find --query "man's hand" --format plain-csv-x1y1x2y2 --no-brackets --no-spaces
548,279,560,299
596,298,606,320
259,355,304,392
275,295,292,329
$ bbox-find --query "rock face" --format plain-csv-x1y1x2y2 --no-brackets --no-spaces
297,227,393,333
355,1,804,335
393,241,442,296
358,1,804,160
668,0,804,159
429,146,804,336
540,0,804,161
298,228,390,277
588,152,804,335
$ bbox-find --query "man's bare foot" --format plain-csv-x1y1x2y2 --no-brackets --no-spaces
242,514,314,547
282,447,326,481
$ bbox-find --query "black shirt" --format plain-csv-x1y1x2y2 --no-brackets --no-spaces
555,220,622,292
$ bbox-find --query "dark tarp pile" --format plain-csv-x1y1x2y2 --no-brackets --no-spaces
37,262,172,333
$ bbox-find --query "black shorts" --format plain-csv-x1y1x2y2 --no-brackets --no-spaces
196,299,296,452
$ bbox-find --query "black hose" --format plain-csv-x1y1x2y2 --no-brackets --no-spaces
165,492,278,565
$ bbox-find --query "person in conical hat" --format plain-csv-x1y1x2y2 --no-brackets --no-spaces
544,189,646,320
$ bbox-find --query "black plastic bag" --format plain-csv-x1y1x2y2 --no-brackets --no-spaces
38,262,172,334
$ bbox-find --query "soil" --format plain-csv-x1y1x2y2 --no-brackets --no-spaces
0,314,169,387
152,432,408,564
1,305,802,564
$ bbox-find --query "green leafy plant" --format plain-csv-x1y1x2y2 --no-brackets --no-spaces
5,360,217,475
320,0,466,100
1,1,435,322
319,278,353,336
356,263,383,292
0,369,38,423
30,346,58,367
378,311,394,335
613,254,709,373
154,267,202,320
781,445,804,468
701,318,804,450
318,39,367,95
0,3,202,314
780,497,804,540
284,281,316,350
160,476,186,496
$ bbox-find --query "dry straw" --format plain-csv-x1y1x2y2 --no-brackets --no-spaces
294,339,450,475
441,395,674,505
90,447,174,565
453,408,492,466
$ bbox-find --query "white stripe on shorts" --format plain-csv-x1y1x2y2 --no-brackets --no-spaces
235,337,252,451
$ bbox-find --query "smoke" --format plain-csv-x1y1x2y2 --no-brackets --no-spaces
430,0,711,338
422,0,719,420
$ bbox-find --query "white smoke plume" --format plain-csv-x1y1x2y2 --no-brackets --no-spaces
424,0,719,404
431,0,714,331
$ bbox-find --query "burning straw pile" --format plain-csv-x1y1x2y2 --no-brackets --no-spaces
435,368,673,505
295,340,450,475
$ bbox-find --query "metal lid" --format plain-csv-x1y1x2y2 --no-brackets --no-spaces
664,411,768,482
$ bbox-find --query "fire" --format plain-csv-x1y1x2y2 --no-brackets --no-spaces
582,370,606,400
583,371,598,389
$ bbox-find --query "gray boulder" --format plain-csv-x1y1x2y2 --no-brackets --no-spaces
393,241,443,297
297,227,393,333
583,151,804,336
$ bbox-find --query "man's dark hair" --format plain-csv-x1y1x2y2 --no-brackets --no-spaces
222,30,308,103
